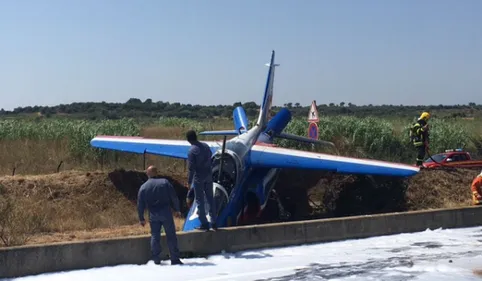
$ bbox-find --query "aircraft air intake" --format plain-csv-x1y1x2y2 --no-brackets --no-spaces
258,108,292,143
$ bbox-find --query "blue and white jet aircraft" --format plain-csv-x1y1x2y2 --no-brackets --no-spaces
90,50,420,231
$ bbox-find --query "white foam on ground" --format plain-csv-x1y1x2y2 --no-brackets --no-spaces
7,226,482,281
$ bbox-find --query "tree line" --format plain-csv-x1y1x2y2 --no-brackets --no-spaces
1,98,481,120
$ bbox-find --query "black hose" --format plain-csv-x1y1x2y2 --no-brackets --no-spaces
425,146,445,166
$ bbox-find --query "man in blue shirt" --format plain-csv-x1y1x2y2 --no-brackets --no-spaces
186,130,217,231
137,165,183,265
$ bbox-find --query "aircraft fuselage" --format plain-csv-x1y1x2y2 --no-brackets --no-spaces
182,114,290,231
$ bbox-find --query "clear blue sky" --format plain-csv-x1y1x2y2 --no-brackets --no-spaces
0,0,481,110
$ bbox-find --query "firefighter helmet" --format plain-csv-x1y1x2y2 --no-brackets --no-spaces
419,112,430,121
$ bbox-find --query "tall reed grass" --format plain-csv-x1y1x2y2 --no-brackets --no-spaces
0,116,480,175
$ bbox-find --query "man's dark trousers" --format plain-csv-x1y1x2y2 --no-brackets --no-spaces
193,180,216,226
149,214,180,264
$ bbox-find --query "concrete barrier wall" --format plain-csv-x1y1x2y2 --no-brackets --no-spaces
2,206,482,278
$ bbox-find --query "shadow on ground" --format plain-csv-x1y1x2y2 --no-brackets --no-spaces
274,167,479,220
272,169,409,220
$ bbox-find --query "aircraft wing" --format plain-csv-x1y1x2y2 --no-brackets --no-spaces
249,145,419,177
90,136,220,159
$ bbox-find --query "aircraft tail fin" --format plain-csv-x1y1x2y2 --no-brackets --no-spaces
199,106,250,136
256,50,279,129
233,106,249,134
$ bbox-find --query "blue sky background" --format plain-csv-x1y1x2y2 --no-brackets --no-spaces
0,0,480,110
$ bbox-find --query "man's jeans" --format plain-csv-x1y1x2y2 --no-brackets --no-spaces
149,214,180,263
192,181,216,226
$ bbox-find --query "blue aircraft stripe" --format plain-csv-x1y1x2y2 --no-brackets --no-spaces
183,201,203,230
90,138,219,160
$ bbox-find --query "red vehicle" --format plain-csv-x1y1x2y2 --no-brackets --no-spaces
423,149,482,169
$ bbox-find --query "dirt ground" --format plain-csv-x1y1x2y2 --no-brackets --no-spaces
0,166,480,247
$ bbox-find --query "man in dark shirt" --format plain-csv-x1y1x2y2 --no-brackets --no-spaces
137,165,183,265
186,130,217,231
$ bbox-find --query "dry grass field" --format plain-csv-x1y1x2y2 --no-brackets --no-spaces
0,167,479,247
0,170,188,247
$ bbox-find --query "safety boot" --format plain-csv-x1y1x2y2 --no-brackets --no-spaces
171,259,184,265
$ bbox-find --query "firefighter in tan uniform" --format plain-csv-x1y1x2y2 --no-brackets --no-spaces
471,170,482,205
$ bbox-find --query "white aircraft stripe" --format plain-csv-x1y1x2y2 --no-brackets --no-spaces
91,136,220,147
252,145,419,172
